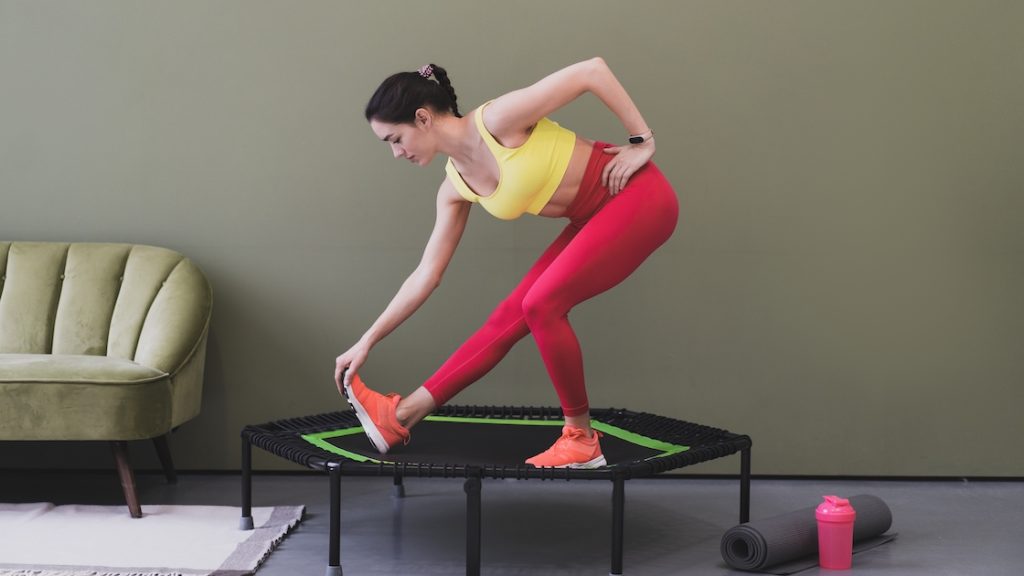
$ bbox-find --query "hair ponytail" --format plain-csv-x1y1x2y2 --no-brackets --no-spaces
429,64,460,118
365,63,462,124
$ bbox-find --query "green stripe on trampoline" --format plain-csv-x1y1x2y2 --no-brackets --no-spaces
301,415,688,463
424,415,565,426
302,428,386,464
590,420,689,458
426,415,689,459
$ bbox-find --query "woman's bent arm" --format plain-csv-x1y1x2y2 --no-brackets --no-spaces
335,180,470,390
484,57,656,194
484,57,650,141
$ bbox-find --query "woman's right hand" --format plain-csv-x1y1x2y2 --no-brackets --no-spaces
335,340,370,395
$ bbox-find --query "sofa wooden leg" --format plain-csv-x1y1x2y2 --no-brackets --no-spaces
111,441,142,518
152,434,177,484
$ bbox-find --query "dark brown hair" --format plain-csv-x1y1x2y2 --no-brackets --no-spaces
364,63,461,123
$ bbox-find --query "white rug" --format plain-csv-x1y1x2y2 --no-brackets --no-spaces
0,503,304,576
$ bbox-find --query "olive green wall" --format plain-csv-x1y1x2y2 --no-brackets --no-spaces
1,1,1021,475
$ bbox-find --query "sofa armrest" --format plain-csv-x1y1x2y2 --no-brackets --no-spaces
134,257,213,375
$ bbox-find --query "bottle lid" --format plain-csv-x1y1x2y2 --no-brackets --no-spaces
816,495,857,522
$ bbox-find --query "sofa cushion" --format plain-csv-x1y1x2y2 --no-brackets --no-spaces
0,354,173,441
0,354,166,383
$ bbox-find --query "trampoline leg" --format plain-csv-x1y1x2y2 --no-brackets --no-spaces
464,475,482,576
239,435,254,530
611,474,625,575
740,447,751,524
394,472,406,498
326,462,343,576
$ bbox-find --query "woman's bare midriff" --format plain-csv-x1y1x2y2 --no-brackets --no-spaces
537,137,596,218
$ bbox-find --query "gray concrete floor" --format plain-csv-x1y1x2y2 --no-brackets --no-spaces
3,471,1023,575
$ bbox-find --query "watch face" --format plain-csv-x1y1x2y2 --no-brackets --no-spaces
629,136,643,144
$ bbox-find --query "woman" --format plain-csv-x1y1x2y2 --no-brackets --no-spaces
334,58,678,468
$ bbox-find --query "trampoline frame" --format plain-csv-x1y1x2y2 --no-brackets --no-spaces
240,405,752,576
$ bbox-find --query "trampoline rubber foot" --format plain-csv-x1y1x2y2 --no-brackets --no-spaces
393,485,406,498
325,566,343,576
239,516,254,530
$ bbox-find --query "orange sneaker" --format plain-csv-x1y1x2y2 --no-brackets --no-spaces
525,425,607,469
342,374,410,454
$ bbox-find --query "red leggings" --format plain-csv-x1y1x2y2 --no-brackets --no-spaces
423,142,679,416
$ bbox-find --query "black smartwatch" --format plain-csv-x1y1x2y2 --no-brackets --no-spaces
628,129,654,145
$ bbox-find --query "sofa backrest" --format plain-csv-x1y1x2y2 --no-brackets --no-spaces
0,242,212,375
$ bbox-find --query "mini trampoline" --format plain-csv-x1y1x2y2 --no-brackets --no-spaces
241,405,752,576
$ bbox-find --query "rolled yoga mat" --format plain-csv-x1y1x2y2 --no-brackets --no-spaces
721,494,895,574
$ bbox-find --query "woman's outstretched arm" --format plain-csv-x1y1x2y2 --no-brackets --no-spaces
335,179,470,391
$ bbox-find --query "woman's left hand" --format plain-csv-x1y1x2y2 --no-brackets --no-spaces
601,140,655,195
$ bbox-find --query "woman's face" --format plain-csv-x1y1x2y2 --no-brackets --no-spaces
369,110,434,167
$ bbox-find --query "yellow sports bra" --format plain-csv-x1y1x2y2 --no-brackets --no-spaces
445,101,576,220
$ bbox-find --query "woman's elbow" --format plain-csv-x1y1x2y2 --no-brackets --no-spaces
582,57,611,88
429,272,443,290
418,267,444,291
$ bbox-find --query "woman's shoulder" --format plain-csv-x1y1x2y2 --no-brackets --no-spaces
478,98,538,148
439,169,477,205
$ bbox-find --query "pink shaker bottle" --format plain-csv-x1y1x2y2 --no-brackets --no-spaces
816,495,857,569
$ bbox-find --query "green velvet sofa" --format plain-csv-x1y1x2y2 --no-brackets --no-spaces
0,242,212,517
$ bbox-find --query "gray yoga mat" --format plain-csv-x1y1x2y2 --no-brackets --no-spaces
721,494,896,574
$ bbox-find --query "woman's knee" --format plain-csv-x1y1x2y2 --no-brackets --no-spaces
488,294,527,326
521,289,565,330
